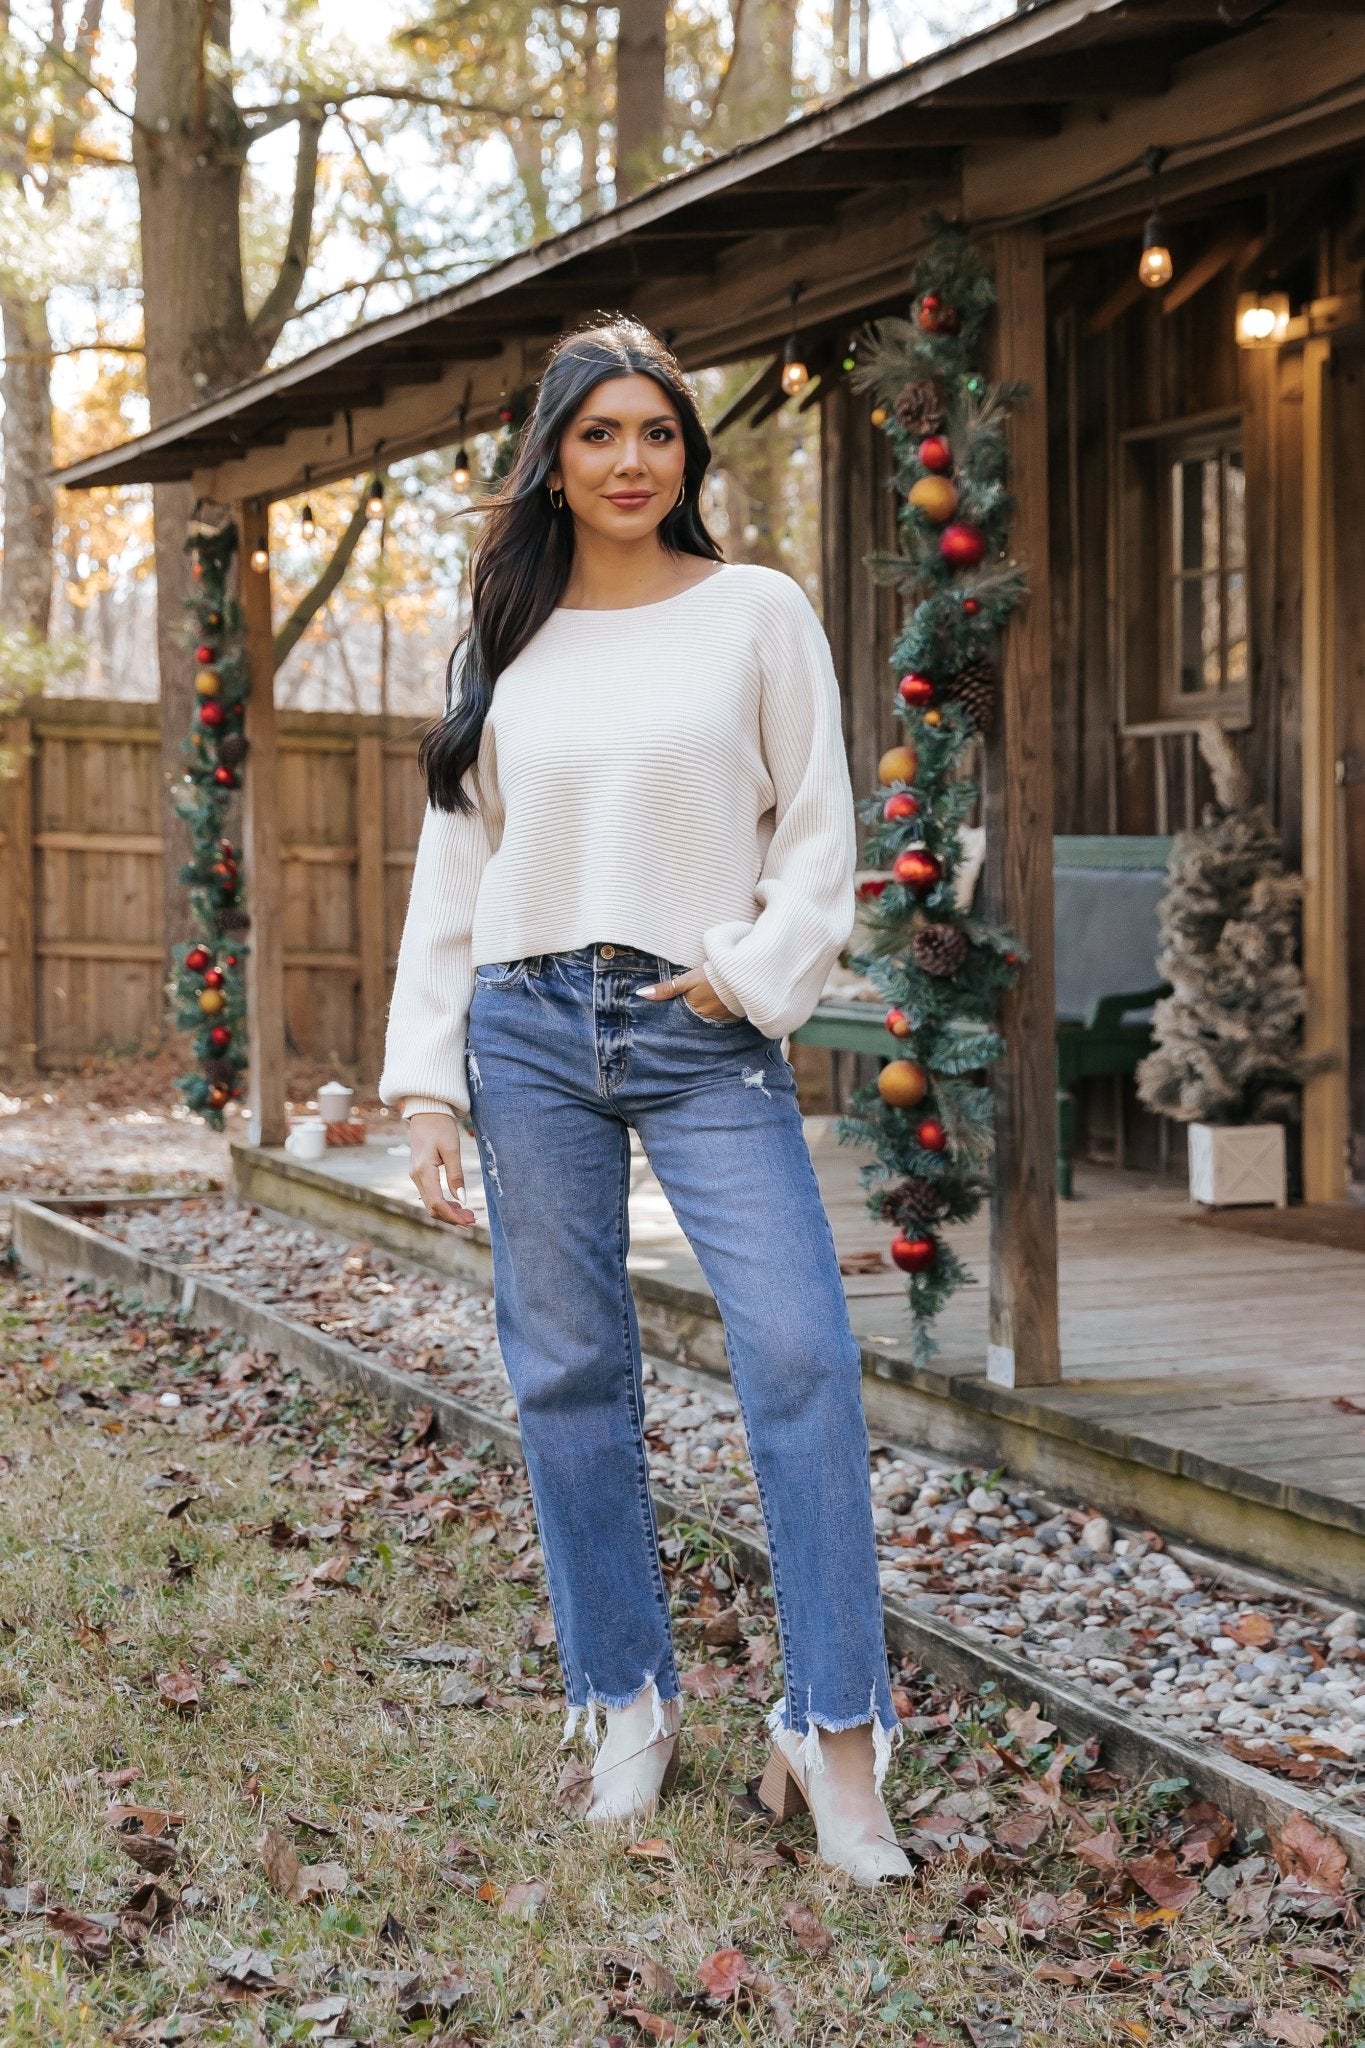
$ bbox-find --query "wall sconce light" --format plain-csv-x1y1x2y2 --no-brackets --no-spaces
780,283,808,396
1138,146,1173,290
365,474,385,518
1235,289,1290,347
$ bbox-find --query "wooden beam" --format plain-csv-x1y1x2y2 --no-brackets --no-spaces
237,500,288,1149
2,719,36,1076
1161,224,1264,316
984,224,1061,1390
1085,267,1146,337
355,734,387,1092
1300,338,1350,1199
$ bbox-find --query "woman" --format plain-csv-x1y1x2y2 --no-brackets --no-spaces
379,316,910,1887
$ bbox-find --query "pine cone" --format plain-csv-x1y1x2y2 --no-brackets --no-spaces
217,731,249,770
913,923,969,978
879,1177,947,1231
893,376,947,438
215,907,251,934
945,654,996,736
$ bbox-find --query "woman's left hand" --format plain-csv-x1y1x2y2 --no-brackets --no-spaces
639,968,743,1022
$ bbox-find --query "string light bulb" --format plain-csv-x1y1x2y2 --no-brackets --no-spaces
299,501,316,541
780,281,808,396
365,474,384,518
249,543,268,572
452,404,472,490
1138,146,1173,290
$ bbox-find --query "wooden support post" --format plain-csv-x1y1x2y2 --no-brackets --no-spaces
355,732,387,1088
237,501,288,1149
984,224,1062,1389
2,719,37,1076
1300,338,1350,1200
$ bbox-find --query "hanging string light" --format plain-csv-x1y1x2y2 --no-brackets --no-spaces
365,474,385,518
452,404,472,491
249,542,269,572
299,502,316,541
1138,146,1174,289
780,281,808,396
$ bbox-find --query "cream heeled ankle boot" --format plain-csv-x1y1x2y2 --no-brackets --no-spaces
569,1681,681,1825
758,1715,912,1887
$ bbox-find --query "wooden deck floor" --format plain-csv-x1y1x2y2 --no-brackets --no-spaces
236,1115,1365,1585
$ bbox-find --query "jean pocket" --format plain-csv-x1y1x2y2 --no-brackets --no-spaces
679,991,746,1028
474,957,534,989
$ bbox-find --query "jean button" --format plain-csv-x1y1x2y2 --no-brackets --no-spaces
600,943,616,958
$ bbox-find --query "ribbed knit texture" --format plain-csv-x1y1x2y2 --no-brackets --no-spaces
378,561,857,1119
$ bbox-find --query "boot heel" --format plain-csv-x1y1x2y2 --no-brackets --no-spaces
758,1743,809,1820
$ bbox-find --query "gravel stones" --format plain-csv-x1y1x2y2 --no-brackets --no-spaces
99,1196,1365,1793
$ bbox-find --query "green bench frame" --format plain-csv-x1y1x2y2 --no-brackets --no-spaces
788,834,1173,1199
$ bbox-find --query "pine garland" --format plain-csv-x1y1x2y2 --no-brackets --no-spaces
835,216,1029,1364
171,519,250,1130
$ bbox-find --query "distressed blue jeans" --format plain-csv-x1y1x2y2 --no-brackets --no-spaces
463,940,900,1784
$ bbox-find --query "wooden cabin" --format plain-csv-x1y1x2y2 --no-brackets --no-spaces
50,0,1365,1423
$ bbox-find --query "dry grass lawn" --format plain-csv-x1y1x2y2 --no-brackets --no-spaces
0,1261,1360,2048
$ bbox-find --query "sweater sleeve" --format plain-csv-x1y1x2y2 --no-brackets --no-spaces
699,577,857,1039
377,733,497,1121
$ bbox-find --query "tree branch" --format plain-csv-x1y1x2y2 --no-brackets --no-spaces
274,491,371,669
249,109,323,351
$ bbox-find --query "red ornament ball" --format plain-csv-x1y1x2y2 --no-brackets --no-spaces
963,597,982,616
917,294,942,332
937,306,961,335
203,968,225,990
207,1082,230,1110
894,847,943,893
208,1025,232,1052
185,945,211,974
916,1118,948,1154
219,838,235,856
918,435,952,473
882,791,919,823
857,877,889,900
940,522,987,568
225,954,239,968
891,1232,937,1275
213,766,236,788
898,672,936,708
195,643,215,665
212,859,238,886
198,700,225,729
1005,951,1020,966
884,1006,913,1040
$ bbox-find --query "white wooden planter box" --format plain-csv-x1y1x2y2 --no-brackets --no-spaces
1188,1122,1287,1209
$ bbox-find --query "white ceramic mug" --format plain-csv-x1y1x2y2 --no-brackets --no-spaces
287,1118,328,1160
317,1081,354,1124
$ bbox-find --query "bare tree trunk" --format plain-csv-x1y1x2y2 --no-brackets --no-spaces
615,0,667,199
713,0,800,147
0,296,54,634
132,0,321,987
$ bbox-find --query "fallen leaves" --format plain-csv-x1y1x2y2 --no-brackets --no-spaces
780,1900,833,1957
256,1825,349,1906
154,1665,201,1713
1261,2012,1327,2047
1123,1848,1202,1912
1271,1811,1349,1894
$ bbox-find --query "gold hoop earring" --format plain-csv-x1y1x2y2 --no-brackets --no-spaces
675,483,686,509
548,483,564,510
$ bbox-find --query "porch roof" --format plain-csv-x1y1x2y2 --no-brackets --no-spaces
55,0,1358,503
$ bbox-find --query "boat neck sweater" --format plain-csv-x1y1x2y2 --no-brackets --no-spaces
377,559,858,1120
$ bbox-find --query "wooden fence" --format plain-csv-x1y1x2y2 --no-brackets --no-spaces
0,699,425,1080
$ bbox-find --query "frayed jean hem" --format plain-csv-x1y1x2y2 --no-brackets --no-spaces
766,1684,903,1799
561,1671,681,1754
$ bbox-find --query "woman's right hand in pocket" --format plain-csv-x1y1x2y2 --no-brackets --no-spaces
407,1110,477,1226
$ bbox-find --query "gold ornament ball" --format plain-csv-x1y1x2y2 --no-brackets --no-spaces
877,743,919,786
908,475,959,524
877,1058,930,1110
198,988,227,1016
924,708,943,727
195,667,222,698
870,404,888,427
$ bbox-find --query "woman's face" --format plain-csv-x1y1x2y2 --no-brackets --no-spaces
548,372,687,542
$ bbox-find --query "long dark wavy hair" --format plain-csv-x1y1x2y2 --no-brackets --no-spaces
418,316,724,812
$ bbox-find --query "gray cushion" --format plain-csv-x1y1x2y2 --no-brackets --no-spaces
1053,867,1166,1023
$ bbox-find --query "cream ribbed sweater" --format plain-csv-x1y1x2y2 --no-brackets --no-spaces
378,561,857,1119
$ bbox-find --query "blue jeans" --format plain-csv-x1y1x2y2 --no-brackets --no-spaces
463,939,899,1778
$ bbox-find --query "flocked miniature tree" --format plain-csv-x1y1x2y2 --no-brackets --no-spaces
1136,722,1317,1127
834,217,1029,1365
